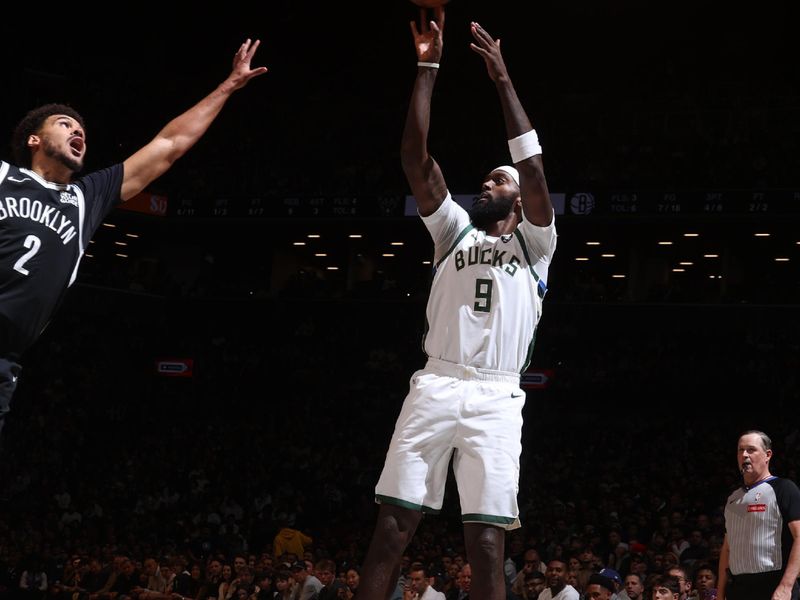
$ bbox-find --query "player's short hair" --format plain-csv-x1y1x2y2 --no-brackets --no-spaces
12,103,85,168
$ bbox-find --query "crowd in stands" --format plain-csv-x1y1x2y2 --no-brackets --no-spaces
2,5,797,598
1,287,798,600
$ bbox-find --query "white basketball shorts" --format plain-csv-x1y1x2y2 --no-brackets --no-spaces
375,357,525,530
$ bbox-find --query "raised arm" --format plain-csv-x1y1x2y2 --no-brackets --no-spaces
120,39,268,201
400,7,448,217
469,23,553,227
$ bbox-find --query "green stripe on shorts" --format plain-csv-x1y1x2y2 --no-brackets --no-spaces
462,513,516,525
376,494,441,514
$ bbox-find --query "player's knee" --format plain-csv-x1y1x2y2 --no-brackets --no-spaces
466,524,504,563
376,506,420,548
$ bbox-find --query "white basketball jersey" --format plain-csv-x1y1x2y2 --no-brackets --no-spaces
420,194,556,374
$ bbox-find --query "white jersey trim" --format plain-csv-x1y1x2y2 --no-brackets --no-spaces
68,186,87,286
19,167,70,191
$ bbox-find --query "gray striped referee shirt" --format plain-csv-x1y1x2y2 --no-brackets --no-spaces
724,476,800,575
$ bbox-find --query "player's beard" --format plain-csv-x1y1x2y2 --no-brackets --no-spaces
42,135,83,173
469,193,516,230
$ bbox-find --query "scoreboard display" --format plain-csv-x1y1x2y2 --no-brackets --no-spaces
166,189,800,219
565,189,799,217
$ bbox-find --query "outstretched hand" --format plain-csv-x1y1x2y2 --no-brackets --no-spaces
469,22,508,82
228,38,269,90
410,6,445,63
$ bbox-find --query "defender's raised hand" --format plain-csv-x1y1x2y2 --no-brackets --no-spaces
228,38,269,90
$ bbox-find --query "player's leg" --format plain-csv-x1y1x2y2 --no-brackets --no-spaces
365,368,458,598
464,522,506,600
455,442,518,600
0,357,21,439
453,377,525,600
358,504,422,599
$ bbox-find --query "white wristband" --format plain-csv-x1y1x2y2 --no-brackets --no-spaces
417,61,440,69
508,129,542,163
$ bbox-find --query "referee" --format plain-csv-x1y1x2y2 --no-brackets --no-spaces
718,430,800,600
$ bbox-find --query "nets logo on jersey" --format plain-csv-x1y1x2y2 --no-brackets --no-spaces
59,191,79,207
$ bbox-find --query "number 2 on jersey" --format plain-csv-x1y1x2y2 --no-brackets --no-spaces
13,235,42,276
474,278,493,313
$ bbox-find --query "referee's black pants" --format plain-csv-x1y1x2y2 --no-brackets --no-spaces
728,570,800,600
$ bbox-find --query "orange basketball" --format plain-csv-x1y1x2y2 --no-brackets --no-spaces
410,0,450,7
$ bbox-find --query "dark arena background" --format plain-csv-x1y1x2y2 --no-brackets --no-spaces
1,1,799,598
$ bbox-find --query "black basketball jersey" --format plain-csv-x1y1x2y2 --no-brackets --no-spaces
0,160,123,355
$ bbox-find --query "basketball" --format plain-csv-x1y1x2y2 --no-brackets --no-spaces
410,0,450,7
